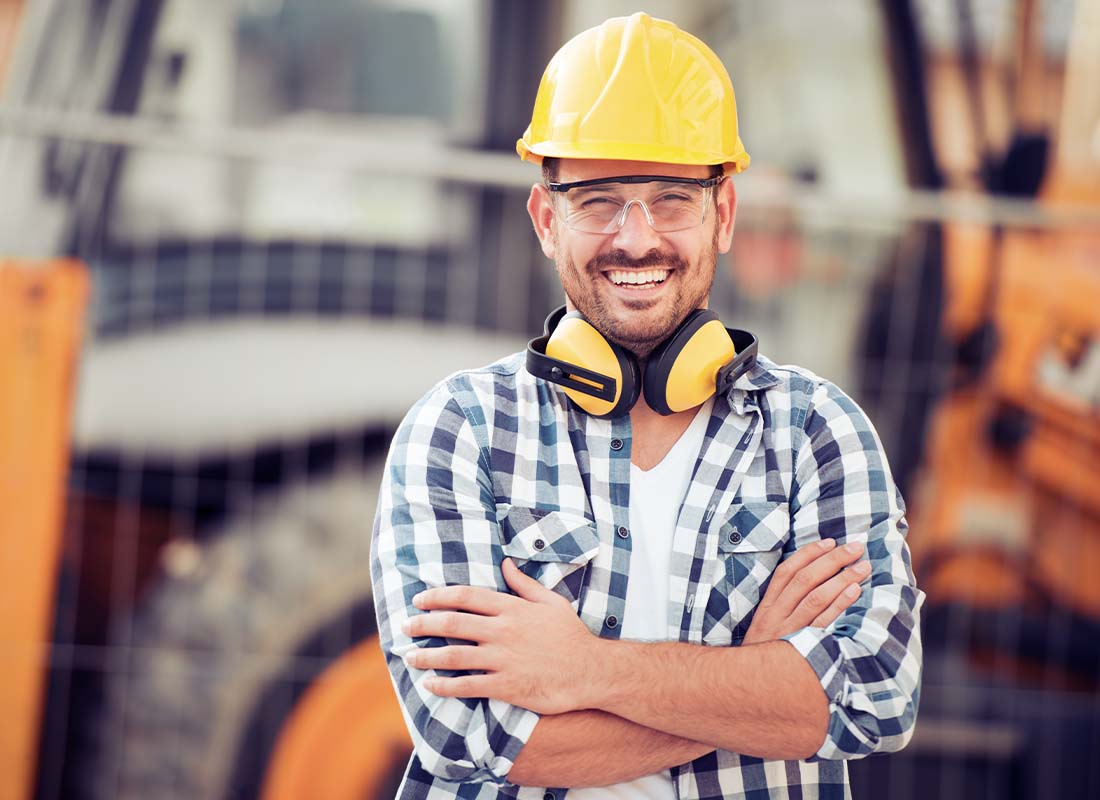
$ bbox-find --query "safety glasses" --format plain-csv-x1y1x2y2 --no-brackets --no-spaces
547,175,722,234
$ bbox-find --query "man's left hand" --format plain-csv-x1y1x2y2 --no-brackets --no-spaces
403,559,599,714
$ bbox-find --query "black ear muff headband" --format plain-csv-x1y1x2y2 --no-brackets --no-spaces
716,329,759,393
527,305,758,419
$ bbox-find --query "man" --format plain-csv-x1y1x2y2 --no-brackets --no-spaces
372,12,922,799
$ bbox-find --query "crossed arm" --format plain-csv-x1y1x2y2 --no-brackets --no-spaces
372,383,922,789
404,541,868,787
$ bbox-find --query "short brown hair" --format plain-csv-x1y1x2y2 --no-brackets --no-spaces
542,157,559,184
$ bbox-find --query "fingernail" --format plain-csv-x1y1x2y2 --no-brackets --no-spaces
853,560,871,574
401,619,412,634
404,651,419,668
412,593,424,606
844,542,864,554
845,583,861,598
818,538,836,550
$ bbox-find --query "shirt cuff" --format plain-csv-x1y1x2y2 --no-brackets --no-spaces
488,699,542,781
780,626,849,758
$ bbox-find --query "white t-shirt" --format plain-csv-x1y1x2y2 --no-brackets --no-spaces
567,398,713,800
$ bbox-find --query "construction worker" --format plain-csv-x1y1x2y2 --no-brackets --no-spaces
372,13,922,799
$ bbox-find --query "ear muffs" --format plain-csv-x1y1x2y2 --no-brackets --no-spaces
526,307,640,418
527,305,759,418
643,310,728,415
643,310,761,415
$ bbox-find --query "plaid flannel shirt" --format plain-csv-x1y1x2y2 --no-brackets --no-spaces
371,351,923,799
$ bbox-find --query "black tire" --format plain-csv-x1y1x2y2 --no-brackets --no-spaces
91,463,409,799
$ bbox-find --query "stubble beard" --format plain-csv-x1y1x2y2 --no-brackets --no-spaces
554,228,719,360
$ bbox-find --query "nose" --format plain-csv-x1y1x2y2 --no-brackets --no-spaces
610,200,662,256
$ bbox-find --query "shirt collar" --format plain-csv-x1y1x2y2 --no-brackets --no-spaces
723,354,779,414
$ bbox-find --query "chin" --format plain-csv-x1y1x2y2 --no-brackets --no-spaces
604,319,677,356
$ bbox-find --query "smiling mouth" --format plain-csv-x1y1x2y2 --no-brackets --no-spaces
604,268,671,287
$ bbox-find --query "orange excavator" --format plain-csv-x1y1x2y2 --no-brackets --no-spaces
906,0,1100,688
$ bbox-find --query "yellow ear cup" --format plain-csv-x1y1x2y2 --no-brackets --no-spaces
545,316,624,417
663,319,736,413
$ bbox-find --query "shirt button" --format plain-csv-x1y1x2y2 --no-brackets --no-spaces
606,615,618,629
728,530,742,545
610,438,624,451
533,538,546,551
616,526,629,539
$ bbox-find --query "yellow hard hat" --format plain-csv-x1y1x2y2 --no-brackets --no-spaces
517,13,750,175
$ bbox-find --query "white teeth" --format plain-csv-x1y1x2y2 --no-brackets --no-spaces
607,269,670,286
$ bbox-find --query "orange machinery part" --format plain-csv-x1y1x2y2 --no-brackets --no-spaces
0,1,27,83
0,260,89,800
261,635,412,799
911,220,1100,620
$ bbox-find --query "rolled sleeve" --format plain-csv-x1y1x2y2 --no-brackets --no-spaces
370,383,540,784
783,380,924,760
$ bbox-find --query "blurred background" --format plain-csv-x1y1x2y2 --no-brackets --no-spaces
1,0,1098,797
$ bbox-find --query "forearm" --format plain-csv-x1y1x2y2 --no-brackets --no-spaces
508,709,712,788
588,639,829,760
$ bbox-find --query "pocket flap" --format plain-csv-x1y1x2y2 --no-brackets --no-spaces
500,506,600,563
718,501,789,553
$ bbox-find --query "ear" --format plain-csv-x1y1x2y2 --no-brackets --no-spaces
527,183,557,259
714,177,737,255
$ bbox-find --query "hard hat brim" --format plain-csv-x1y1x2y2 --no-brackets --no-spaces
517,138,750,175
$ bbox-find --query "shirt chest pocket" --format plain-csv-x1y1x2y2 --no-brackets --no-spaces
498,506,600,605
703,501,790,646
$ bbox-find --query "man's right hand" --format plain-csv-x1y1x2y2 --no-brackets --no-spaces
742,538,868,645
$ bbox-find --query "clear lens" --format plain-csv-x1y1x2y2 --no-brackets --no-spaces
557,180,711,233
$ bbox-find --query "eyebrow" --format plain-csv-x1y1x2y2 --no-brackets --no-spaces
571,185,624,198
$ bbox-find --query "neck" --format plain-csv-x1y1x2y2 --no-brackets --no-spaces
628,397,702,471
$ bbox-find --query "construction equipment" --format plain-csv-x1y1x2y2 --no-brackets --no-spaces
0,260,89,800
906,0,1100,687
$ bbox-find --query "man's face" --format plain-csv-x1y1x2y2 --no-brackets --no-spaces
527,159,737,359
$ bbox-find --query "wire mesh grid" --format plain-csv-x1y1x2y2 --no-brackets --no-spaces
4,130,1098,799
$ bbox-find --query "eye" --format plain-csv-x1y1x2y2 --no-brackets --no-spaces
579,195,620,208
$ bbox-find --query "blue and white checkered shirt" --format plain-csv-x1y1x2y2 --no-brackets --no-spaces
371,351,923,799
